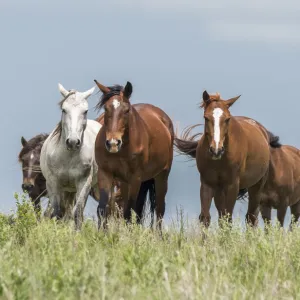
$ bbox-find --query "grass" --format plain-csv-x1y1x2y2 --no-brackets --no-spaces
0,195,300,299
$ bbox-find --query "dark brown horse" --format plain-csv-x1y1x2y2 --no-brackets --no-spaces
94,80,174,230
19,135,49,213
241,145,300,229
175,90,280,227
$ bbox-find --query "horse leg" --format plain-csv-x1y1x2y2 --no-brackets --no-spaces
214,183,239,227
154,170,170,232
123,179,142,223
277,203,288,227
73,174,93,230
246,178,266,227
45,180,63,219
62,192,75,221
260,205,271,225
290,201,300,230
97,171,112,230
199,182,213,227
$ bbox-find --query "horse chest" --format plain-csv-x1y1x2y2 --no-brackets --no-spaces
199,162,237,187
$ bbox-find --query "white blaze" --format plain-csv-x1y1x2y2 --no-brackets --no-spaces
112,99,120,109
213,108,223,150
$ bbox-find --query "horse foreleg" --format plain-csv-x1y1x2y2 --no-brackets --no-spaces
72,174,92,231
260,205,271,233
277,203,288,227
199,182,214,227
45,180,63,220
214,183,239,227
97,171,112,230
154,170,170,233
290,201,300,231
123,178,141,224
246,178,266,227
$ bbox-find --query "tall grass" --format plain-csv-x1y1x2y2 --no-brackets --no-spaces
0,195,300,299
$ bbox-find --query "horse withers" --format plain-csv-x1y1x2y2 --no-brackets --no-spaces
94,80,174,230
19,134,49,213
175,90,280,227
40,83,101,230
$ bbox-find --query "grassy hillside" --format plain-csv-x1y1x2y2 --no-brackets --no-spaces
0,195,300,299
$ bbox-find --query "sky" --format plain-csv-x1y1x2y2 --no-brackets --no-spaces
1,0,300,227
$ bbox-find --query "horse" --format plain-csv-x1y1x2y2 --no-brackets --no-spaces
40,83,101,230
95,112,156,225
174,90,280,227
19,134,49,213
93,80,174,230
240,145,300,229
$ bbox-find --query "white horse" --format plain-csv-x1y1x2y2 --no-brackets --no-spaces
40,83,101,229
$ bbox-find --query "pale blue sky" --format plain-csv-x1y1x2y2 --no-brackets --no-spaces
1,0,300,226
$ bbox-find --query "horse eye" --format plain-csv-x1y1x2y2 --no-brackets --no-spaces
225,118,231,123
84,110,88,115
204,117,209,121
62,109,66,114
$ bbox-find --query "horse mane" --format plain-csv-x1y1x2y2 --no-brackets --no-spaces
200,93,221,108
18,134,49,161
266,130,282,148
95,85,124,111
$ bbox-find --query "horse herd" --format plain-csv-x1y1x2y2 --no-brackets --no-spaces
18,80,300,231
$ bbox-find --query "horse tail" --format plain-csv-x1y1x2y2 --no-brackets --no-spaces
266,130,281,148
135,179,156,226
174,124,203,159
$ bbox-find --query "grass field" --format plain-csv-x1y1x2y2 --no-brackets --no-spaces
1,195,300,300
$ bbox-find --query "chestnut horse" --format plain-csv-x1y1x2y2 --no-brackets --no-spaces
94,80,174,230
241,145,300,229
175,90,280,227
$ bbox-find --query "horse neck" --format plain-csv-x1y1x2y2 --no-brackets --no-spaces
123,106,145,148
223,117,243,148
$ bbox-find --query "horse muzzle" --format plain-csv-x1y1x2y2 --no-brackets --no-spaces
105,138,122,153
209,146,225,160
22,183,34,193
66,138,81,151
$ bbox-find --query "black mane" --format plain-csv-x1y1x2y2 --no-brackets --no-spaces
19,134,49,161
95,85,124,111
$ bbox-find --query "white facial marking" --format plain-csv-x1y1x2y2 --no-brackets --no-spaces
30,153,34,160
112,99,120,109
213,108,224,150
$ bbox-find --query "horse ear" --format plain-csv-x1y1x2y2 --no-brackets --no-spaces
225,95,241,108
21,136,27,147
202,90,210,104
94,80,111,94
58,83,69,97
81,87,95,99
123,81,133,101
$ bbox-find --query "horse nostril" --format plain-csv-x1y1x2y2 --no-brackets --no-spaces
66,139,71,147
76,139,80,146
22,184,33,192
105,140,111,149
209,146,214,154
116,139,121,146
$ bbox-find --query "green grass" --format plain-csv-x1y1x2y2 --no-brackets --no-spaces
1,195,300,299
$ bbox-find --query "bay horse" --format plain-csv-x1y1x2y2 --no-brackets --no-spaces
175,90,280,227
241,145,300,229
95,113,156,225
94,80,174,230
19,134,49,213
40,83,101,230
